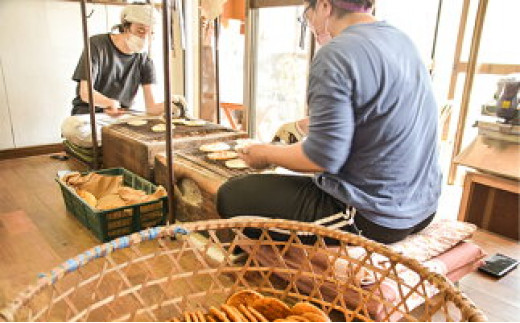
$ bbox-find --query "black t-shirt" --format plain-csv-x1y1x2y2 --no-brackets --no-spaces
71,33,156,115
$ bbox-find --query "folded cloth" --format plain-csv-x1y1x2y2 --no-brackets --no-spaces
61,114,127,148
236,220,485,321
63,140,102,166
64,140,102,157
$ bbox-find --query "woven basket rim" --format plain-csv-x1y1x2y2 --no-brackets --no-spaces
0,218,487,322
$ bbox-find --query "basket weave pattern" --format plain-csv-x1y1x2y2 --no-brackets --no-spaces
0,219,485,322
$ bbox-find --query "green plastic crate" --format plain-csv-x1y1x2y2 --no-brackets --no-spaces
57,168,168,242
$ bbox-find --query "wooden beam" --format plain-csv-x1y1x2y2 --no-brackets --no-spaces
0,143,64,161
455,63,520,75
61,0,163,7
250,0,303,8
448,0,489,185
447,0,471,100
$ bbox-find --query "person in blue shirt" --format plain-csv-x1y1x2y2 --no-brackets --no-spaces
217,0,442,244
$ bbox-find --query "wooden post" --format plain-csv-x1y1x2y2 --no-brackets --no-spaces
215,17,221,125
80,0,99,170
429,0,443,76
162,0,176,223
447,0,471,101
448,0,489,185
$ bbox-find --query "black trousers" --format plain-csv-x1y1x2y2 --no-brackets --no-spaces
216,174,435,245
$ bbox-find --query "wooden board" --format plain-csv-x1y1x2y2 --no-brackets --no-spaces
454,134,520,180
102,119,247,180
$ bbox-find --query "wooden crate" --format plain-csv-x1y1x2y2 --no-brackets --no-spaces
102,118,247,180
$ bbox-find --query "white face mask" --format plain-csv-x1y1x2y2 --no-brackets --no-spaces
310,18,332,46
126,34,146,53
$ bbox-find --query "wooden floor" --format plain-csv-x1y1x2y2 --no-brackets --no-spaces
0,154,519,321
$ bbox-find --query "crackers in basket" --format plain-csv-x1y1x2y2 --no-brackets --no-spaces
168,289,330,322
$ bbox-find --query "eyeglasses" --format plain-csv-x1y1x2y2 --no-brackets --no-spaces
297,5,312,49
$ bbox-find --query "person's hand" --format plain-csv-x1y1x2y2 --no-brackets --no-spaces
104,100,124,117
237,144,271,169
172,95,188,118
272,121,306,144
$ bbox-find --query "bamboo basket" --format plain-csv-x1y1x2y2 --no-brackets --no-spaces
0,219,485,322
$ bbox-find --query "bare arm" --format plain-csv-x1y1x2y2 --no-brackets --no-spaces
142,84,164,116
80,80,117,108
79,80,122,116
239,142,325,173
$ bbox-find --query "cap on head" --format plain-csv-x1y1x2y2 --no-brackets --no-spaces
121,4,158,27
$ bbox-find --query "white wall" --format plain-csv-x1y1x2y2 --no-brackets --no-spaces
0,57,15,149
0,0,123,148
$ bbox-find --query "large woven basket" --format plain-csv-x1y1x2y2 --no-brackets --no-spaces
0,219,485,322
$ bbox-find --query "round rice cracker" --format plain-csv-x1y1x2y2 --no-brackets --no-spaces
291,302,330,322
285,315,309,322
205,314,217,322
237,304,259,322
252,297,291,321
183,119,206,126
172,118,186,124
247,306,269,322
127,119,148,126
209,306,230,322
226,289,264,308
221,304,246,322
225,158,248,169
151,123,175,132
301,312,330,322
199,142,231,152
183,312,192,322
207,151,238,161
194,311,205,322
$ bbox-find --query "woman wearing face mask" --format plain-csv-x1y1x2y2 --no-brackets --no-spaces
217,0,442,244
71,4,164,117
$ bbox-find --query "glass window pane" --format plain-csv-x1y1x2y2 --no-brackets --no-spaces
376,0,440,64
478,0,520,64
254,6,310,142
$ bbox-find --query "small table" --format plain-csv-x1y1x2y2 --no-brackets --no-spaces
455,135,520,240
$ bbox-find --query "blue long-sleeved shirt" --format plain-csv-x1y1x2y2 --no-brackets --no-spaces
302,21,442,229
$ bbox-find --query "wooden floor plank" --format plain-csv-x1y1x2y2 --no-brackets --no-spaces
0,210,62,309
459,230,520,321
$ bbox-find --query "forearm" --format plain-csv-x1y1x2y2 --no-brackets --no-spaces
265,142,324,173
146,102,163,116
80,83,114,108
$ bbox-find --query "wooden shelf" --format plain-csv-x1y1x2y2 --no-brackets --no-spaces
62,0,161,7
